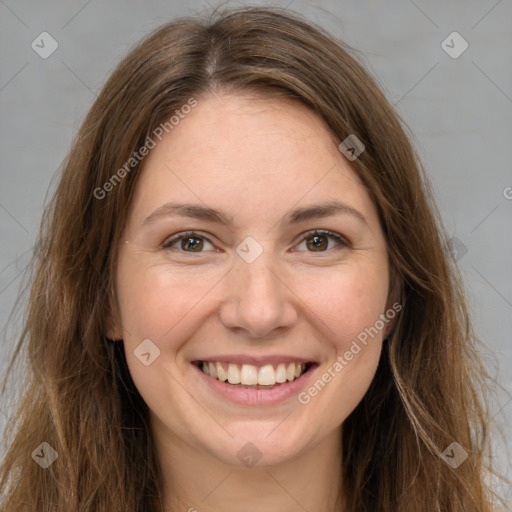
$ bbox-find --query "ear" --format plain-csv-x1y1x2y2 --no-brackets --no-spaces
383,264,402,339
105,292,123,341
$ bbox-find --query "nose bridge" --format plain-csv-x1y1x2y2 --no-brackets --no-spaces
219,245,296,337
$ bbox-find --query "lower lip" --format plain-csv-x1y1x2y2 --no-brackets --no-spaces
192,363,318,406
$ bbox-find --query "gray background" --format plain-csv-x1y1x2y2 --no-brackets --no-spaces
1,0,511,499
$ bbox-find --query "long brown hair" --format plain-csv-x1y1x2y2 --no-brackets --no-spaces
0,6,507,511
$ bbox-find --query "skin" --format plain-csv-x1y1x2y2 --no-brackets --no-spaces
109,91,397,512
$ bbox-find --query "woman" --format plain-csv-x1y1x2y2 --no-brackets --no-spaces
0,6,507,511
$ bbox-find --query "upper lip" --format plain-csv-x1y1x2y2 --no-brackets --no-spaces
192,354,316,365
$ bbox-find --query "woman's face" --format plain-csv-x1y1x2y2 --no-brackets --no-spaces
112,91,394,468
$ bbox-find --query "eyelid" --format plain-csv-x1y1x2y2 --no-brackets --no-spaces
161,229,351,252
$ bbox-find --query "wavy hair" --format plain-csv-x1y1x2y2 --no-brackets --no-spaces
0,5,507,511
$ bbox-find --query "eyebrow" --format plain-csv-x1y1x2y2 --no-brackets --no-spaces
142,200,368,227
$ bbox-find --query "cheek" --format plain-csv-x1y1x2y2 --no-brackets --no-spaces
300,265,386,387
114,260,197,423
115,256,206,341
300,262,389,346
294,266,388,424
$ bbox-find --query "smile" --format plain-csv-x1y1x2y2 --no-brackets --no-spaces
191,359,318,405
196,361,312,387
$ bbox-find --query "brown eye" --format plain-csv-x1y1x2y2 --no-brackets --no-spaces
162,232,214,252
296,230,349,252
180,236,204,252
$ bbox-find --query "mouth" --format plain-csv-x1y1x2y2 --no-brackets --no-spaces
192,360,316,390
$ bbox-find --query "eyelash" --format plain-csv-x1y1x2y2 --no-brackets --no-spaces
161,230,350,253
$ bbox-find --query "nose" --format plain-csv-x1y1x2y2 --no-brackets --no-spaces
218,250,298,338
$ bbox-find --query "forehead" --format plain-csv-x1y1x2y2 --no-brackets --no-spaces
126,92,379,232
164,91,339,161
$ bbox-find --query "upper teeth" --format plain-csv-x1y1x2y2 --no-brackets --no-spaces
200,362,307,385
